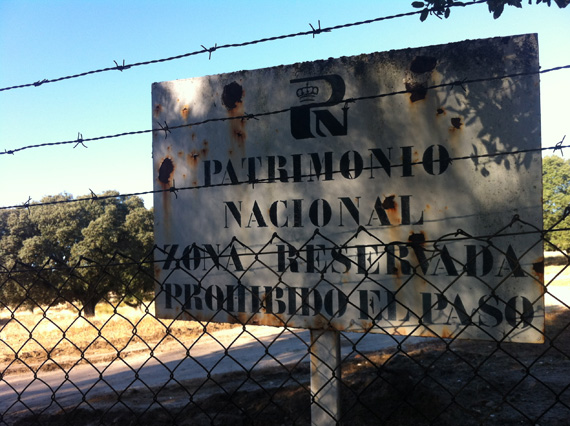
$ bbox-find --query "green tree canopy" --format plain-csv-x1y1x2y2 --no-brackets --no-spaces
0,192,154,316
543,155,570,251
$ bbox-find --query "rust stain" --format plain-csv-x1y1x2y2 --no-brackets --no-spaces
440,326,453,339
236,311,252,326
187,151,200,168
420,329,437,338
387,227,404,281
191,133,197,141
153,104,162,119
258,313,286,328
201,140,209,157
405,81,427,103
393,327,405,336
233,128,246,147
181,105,190,121
450,117,463,130
383,195,400,225
221,82,243,110
532,257,544,283
382,195,396,210
158,158,174,185
312,314,334,331
153,265,162,278
222,81,247,152
158,157,175,224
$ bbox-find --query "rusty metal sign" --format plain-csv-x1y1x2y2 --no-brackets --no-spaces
152,34,543,343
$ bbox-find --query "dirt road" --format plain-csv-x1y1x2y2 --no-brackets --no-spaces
0,325,425,423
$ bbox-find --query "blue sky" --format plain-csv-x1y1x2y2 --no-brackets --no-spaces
0,0,568,209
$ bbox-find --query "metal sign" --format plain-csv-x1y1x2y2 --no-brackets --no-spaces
152,34,543,343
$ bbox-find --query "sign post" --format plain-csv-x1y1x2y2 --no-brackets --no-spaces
310,330,341,425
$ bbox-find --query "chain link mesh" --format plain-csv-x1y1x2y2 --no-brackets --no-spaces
1,215,569,425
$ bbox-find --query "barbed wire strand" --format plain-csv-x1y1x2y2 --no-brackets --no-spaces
2,216,569,276
2,63,568,158
0,1,487,93
0,141,567,212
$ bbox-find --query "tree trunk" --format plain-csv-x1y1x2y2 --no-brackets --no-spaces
82,298,98,317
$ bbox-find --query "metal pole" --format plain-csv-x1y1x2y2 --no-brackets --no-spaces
310,329,341,425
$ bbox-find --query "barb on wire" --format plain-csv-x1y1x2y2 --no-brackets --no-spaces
451,78,468,92
73,133,87,149
242,112,259,122
23,196,32,214
554,135,567,155
156,121,171,139
33,79,48,87
113,59,131,72
169,180,179,199
0,1,488,92
89,189,98,202
309,20,331,38
343,99,356,110
201,44,217,60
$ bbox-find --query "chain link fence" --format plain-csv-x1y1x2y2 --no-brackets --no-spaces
1,213,569,425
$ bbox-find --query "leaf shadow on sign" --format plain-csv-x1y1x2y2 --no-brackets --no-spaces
430,34,541,179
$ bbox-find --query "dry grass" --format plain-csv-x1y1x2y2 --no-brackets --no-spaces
546,263,570,286
0,300,236,375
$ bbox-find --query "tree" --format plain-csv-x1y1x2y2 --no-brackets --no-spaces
412,0,568,21
543,155,570,251
0,192,154,316
0,209,43,310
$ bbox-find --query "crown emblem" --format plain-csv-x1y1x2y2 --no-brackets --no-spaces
296,82,319,102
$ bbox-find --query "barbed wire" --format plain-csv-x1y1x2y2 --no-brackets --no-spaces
0,140,567,212
1,64,568,158
1,211,569,276
0,1,487,93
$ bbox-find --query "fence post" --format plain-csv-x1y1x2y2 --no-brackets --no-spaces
310,329,341,425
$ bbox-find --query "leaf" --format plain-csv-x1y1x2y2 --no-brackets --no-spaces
420,8,430,21
412,1,426,7
445,7,451,18
493,4,505,18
